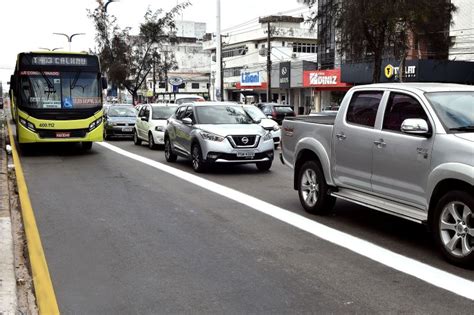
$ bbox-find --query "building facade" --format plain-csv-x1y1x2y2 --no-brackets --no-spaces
203,16,320,113
449,0,474,61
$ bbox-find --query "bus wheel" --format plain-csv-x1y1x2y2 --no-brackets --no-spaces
81,142,93,151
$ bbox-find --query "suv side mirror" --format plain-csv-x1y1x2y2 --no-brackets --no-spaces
401,119,430,136
182,117,193,125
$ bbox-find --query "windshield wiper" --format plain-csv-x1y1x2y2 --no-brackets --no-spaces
40,71,56,97
450,125,474,132
71,70,82,90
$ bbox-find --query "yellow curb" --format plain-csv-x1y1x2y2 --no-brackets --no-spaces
6,120,60,315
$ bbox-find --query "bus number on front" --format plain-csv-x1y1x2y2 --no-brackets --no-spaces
39,123,55,128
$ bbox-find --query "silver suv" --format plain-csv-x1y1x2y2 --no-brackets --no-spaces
165,102,274,172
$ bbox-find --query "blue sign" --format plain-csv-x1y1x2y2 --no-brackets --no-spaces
63,97,73,109
240,71,262,86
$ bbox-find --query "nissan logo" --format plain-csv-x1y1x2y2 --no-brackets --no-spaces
241,137,249,144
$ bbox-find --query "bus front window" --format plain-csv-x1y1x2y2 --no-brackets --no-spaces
20,71,100,109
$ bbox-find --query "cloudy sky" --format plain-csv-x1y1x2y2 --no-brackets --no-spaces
0,0,312,91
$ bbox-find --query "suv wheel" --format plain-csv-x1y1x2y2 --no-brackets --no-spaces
164,137,177,162
297,160,335,214
191,144,207,173
133,129,142,145
256,160,272,172
433,190,474,267
148,133,157,150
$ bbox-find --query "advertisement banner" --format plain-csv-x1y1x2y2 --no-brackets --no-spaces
303,69,351,88
240,71,263,87
279,62,291,89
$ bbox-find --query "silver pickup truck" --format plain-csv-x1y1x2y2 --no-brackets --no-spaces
281,83,474,267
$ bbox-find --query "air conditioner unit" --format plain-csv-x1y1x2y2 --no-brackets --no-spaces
291,53,297,58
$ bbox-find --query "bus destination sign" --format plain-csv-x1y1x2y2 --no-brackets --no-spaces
32,56,88,66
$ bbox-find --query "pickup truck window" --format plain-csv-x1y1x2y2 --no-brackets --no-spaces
346,91,383,127
383,93,428,132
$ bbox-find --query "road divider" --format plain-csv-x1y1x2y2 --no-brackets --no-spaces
6,120,59,315
98,141,474,301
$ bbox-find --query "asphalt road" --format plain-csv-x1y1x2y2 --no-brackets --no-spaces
18,137,474,313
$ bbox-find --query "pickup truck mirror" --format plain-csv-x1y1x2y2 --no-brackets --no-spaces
141,116,148,121
182,117,193,125
401,119,430,136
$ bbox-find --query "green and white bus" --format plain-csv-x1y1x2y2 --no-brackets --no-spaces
9,51,107,150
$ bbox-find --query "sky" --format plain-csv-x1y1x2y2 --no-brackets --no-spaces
0,0,311,92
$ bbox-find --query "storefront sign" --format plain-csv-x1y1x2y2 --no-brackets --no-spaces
240,71,262,87
279,62,291,89
169,77,184,86
303,69,350,88
384,64,417,79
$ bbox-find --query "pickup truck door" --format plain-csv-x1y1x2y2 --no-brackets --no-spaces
371,92,434,209
333,91,385,192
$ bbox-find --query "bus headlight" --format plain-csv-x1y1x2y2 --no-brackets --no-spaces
19,118,36,132
89,117,103,131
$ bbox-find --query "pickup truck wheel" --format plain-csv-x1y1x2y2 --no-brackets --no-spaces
164,137,177,162
433,190,474,267
133,130,142,145
192,144,207,173
298,161,335,214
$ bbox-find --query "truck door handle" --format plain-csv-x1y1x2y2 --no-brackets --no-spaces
374,139,386,148
336,133,346,140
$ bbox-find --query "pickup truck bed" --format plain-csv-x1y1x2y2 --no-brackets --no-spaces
286,115,336,125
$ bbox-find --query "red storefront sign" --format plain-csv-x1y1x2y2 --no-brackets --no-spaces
303,69,351,90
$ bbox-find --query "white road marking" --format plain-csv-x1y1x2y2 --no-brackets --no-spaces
98,142,474,300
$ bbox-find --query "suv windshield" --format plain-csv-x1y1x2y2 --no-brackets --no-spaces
108,107,136,117
195,105,253,124
152,106,178,119
243,106,266,121
20,71,100,109
425,91,474,131
275,106,294,114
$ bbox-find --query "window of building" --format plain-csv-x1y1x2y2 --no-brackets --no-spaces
192,83,200,89
292,42,317,54
159,82,166,89
179,83,186,89
222,45,248,58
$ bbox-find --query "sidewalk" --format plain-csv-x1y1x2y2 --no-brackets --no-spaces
0,110,17,313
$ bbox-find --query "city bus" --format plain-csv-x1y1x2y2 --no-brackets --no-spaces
9,52,107,151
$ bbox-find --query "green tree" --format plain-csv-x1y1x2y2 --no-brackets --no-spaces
88,1,190,102
301,0,456,82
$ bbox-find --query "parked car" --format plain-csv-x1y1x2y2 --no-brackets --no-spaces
134,103,178,149
103,105,136,139
281,83,474,267
242,105,281,149
257,103,296,125
174,94,205,105
165,102,275,172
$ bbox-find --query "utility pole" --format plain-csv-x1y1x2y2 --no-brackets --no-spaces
266,22,272,102
215,0,222,101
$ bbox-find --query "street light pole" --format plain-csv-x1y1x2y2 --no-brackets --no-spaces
215,0,222,101
52,33,85,52
39,47,63,51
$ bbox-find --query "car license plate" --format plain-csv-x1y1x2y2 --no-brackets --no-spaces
236,151,255,158
56,132,70,138
122,127,132,132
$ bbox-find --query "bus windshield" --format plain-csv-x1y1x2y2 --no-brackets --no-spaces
20,71,100,109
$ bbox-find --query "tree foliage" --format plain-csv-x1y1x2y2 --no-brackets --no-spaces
88,1,190,101
301,0,456,82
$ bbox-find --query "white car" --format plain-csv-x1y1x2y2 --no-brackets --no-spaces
134,103,178,149
174,94,205,105
242,105,281,149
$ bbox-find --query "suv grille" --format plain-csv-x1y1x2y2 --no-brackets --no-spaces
228,135,259,148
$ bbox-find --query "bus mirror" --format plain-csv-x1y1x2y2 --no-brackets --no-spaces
101,77,108,90
10,75,16,90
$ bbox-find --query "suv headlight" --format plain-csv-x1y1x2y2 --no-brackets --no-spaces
273,125,280,131
200,131,225,142
263,131,273,141
155,126,166,132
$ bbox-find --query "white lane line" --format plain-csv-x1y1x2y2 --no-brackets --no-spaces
98,142,474,300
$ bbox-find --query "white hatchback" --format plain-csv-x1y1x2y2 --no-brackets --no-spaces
134,104,178,149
